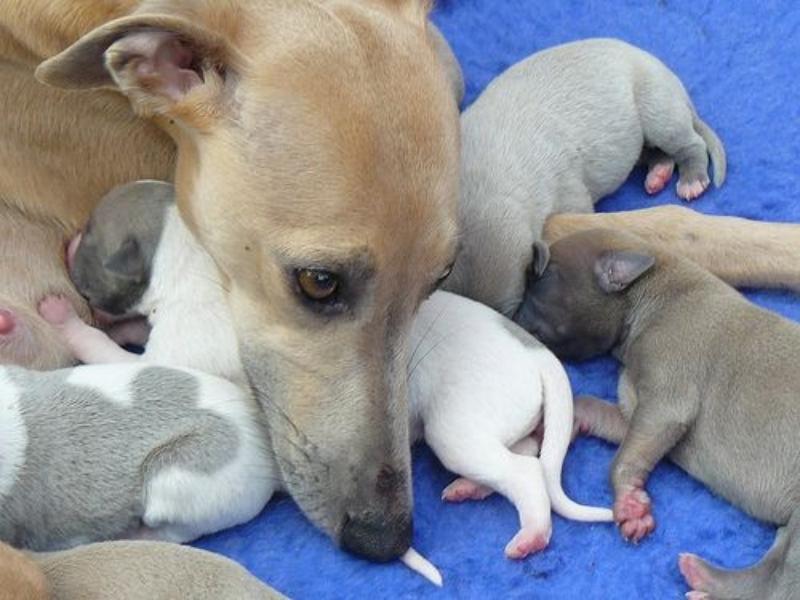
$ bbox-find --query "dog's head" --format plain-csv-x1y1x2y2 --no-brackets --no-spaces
37,0,459,560
514,229,656,360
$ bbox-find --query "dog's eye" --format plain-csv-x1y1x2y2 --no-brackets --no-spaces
296,268,339,302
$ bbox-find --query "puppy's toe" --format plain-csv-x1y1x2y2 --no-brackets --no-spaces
645,160,675,195
504,527,551,559
38,295,76,326
0,309,15,335
677,176,710,201
441,478,493,502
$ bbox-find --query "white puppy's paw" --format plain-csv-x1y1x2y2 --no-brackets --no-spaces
441,477,493,503
504,527,551,559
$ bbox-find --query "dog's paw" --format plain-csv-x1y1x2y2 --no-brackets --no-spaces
504,527,551,559
441,477,493,502
677,176,710,201
614,486,655,542
645,160,675,195
679,553,715,593
38,295,77,326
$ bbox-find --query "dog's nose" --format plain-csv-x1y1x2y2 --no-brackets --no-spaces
340,513,412,562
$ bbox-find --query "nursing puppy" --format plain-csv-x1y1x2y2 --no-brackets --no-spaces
446,38,726,315
0,363,275,551
408,291,612,559
39,180,246,387
518,228,800,599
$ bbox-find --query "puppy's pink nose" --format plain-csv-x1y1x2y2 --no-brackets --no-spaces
0,309,15,335
65,232,82,272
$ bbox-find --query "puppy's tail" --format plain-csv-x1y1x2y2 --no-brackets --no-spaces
693,114,727,188
538,357,614,522
401,548,443,587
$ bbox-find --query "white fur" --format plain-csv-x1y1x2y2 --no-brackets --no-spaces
64,362,146,406
136,206,246,387
408,291,612,557
143,375,274,542
0,371,27,499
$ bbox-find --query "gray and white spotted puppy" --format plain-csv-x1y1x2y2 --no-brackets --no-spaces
518,228,800,600
445,38,726,316
0,362,275,551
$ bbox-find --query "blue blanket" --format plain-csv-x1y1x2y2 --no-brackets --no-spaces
194,1,800,597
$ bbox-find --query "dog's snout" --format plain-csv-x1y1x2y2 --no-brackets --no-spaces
340,512,412,562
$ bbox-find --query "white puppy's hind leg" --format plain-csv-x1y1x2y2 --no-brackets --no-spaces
429,432,552,559
441,436,540,503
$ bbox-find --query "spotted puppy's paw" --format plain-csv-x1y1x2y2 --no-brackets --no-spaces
38,294,79,327
614,486,655,542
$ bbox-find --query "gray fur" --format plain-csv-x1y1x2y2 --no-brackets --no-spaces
0,366,239,551
520,228,800,599
70,181,172,316
444,38,726,315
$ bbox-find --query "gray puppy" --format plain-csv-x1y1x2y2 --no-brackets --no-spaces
0,363,275,551
517,228,800,600
445,38,725,316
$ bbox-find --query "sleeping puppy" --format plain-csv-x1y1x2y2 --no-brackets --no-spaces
445,38,726,316
39,180,245,387
518,228,800,599
408,291,612,559
0,362,275,551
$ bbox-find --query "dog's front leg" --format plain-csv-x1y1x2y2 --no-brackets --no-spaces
610,400,692,543
544,205,800,291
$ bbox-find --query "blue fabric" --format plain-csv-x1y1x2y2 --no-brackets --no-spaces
194,1,800,597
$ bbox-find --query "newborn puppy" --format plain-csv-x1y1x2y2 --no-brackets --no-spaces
408,291,612,559
0,363,275,551
446,38,726,315
518,228,800,599
39,181,245,386
31,540,283,600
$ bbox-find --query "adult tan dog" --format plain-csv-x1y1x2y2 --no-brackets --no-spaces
1,0,800,563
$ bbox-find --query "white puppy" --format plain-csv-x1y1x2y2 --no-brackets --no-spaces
408,291,613,558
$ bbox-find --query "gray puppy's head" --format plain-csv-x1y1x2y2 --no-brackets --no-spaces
69,181,174,318
514,229,656,360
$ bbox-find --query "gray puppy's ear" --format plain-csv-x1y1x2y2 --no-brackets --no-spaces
594,250,655,293
531,240,551,278
103,237,146,283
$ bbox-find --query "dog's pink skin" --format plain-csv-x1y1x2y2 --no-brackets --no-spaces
39,295,78,327
0,309,15,335
679,553,713,593
645,161,675,195
504,528,551,559
441,478,493,502
65,232,82,273
614,486,655,542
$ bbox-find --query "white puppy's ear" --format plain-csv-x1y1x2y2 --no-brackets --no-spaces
531,241,551,278
594,251,655,293
35,15,235,124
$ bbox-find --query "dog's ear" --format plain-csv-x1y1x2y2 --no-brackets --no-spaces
530,241,551,279
594,250,655,293
104,237,146,283
35,15,235,125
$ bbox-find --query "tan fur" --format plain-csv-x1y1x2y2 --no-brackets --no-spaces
0,543,49,600
544,205,800,292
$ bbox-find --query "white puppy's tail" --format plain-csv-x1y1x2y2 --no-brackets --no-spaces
401,548,443,587
693,115,727,188
538,356,614,522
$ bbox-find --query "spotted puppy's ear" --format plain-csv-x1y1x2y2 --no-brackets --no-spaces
530,240,551,279
594,250,655,293
35,14,238,127
104,237,147,284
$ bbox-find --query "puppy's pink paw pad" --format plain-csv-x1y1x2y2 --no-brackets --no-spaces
0,309,15,335
677,177,710,201
442,478,493,502
38,295,77,326
679,553,712,591
504,528,551,559
614,488,655,542
645,162,675,195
